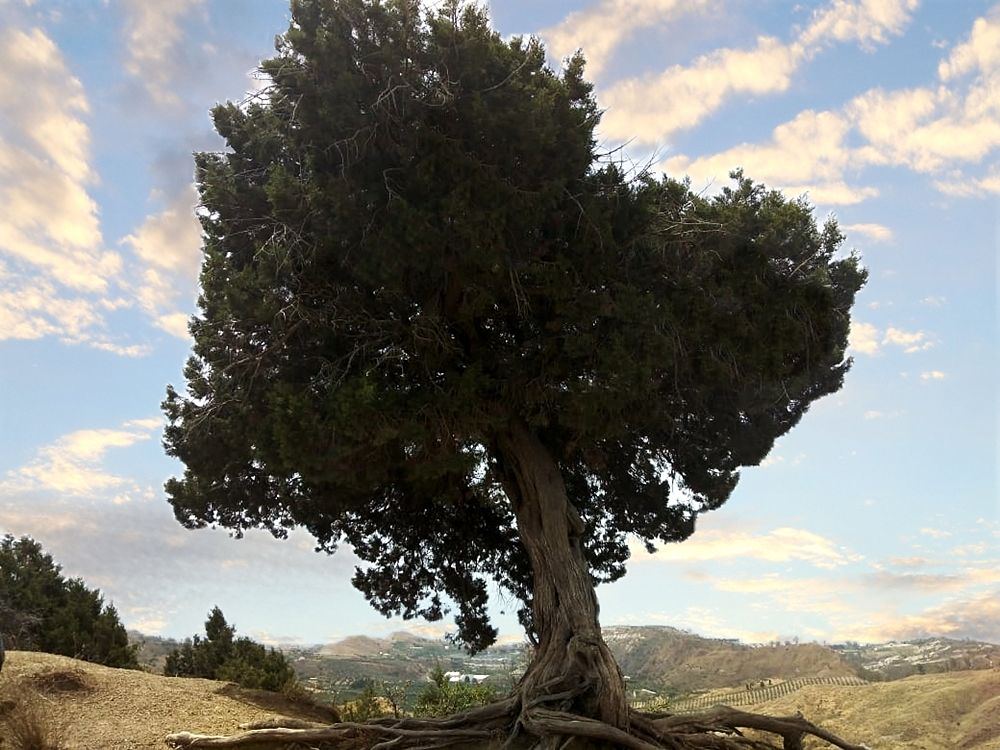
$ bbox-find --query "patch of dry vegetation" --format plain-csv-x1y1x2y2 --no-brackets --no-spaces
0,651,334,750
0,687,66,750
747,669,1000,749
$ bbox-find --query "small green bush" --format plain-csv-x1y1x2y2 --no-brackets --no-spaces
413,667,497,718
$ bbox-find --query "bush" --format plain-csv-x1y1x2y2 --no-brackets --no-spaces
412,667,496,718
1,693,65,750
0,535,138,669
164,607,295,693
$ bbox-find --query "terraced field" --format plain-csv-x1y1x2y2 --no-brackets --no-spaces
632,675,868,713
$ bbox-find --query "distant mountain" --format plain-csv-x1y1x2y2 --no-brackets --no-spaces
604,626,856,694
127,630,181,672
833,637,1000,680
318,631,442,657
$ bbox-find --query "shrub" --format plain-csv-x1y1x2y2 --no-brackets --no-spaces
1,694,65,750
164,608,295,693
412,667,496,718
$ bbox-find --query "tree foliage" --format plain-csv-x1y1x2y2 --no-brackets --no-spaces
165,607,296,692
0,535,138,669
163,0,866,654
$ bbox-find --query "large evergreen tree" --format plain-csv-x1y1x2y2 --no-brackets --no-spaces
0,535,138,669
163,1,866,746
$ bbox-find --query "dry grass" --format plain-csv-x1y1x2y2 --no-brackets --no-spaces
746,668,1000,749
0,691,66,750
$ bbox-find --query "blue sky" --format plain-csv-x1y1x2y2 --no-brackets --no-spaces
0,0,997,647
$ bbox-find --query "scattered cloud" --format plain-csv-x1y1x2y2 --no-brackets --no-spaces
2,418,160,496
540,0,714,78
120,0,205,108
919,527,952,538
121,184,202,338
849,323,936,356
657,6,1000,203
842,223,893,242
848,321,881,355
920,295,946,307
0,26,155,356
599,0,919,144
933,163,1000,197
663,109,877,205
635,526,861,569
853,588,1000,642
920,370,947,381
882,326,934,353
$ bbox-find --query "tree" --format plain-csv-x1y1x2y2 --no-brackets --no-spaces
0,535,138,669
162,1,867,747
165,607,295,693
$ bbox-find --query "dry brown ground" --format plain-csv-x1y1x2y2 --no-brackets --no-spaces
745,669,1000,750
0,651,335,750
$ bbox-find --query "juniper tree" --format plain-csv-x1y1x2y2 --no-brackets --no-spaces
163,1,866,746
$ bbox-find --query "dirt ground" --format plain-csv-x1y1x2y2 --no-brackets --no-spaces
747,668,1000,750
0,651,335,750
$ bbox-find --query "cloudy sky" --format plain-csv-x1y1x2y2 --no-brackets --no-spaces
0,0,997,648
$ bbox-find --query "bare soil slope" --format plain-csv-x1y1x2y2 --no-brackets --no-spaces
0,651,335,750
746,669,1000,749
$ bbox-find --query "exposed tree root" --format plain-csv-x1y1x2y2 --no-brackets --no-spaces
166,696,871,750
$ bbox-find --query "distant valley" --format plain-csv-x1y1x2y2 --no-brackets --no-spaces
130,625,1000,703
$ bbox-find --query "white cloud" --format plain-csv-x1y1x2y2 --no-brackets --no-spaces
848,321,881,355
920,295,946,307
658,8,1000,205
0,26,154,356
662,109,876,205
882,326,934,353
0,27,120,293
3,419,160,496
842,223,894,242
798,0,920,48
121,184,202,338
120,0,205,108
634,526,861,569
933,163,1000,197
540,0,713,78
122,184,202,278
602,35,805,143
852,588,1000,642
937,8,1000,81
599,0,919,144
849,323,936,355
920,370,947,381
919,526,952,538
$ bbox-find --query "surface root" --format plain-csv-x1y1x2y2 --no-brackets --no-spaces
165,699,871,750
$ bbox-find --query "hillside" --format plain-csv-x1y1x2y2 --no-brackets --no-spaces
604,626,857,693
748,669,1000,749
0,651,336,750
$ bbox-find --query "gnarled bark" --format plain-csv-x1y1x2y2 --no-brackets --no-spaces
495,419,628,732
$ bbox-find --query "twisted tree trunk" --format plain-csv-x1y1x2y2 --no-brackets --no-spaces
496,419,629,732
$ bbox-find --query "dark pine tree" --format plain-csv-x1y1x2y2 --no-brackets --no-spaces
163,1,867,747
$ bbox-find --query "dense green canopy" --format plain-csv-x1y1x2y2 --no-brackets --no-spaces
164,0,865,652
0,535,138,668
